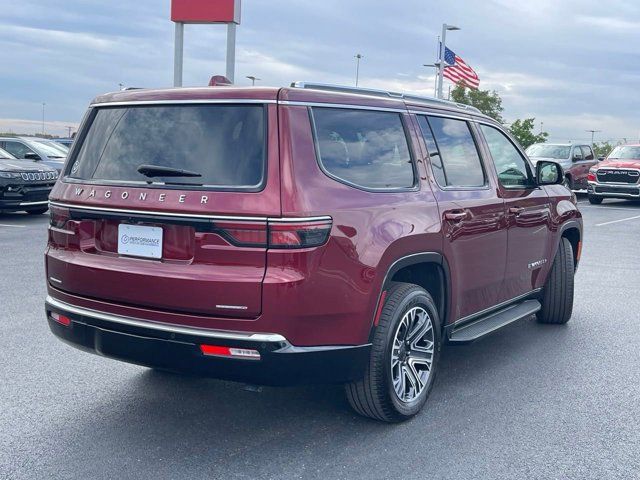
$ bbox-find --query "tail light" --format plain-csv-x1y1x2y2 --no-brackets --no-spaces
268,218,332,249
216,217,332,249
587,168,597,182
49,205,70,229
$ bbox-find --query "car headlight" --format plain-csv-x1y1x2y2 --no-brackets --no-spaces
0,172,21,179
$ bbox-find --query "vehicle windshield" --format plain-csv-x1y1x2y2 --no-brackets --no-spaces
0,147,16,159
31,140,68,158
525,144,571,159
608,146,640,160
67,104,266,189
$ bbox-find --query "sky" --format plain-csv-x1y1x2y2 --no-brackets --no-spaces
0,0,639,144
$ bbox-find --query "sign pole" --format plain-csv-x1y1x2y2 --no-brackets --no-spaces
174,22,184,87
226,23,236,83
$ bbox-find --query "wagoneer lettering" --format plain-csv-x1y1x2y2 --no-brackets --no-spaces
44,82,582,422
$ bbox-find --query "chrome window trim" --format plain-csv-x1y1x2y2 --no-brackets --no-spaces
408,110,472,122
280,100,407,114
48,200,331,224
46,296,289,344
90,99,277,107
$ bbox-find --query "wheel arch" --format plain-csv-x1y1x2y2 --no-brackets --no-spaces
369,253,451,341
560,222,581,269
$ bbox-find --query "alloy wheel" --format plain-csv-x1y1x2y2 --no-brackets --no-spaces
390,306,435,402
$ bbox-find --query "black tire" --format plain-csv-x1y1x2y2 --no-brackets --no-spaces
537,237,574,324
588,195,603,205
26,208,48,215
345,282,441,422
563,175,573,190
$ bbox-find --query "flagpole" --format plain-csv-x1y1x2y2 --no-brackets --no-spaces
434,35,440,97
437,23,460,99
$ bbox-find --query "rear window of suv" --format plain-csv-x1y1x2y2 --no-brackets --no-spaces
311,107,415,190
67,104,266,190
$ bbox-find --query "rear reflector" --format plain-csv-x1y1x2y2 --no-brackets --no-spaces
576,241,582,263
50,312,71,326
200,344,261,360
373,290,388,327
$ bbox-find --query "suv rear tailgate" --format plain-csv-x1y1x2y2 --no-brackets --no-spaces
47,98,280,319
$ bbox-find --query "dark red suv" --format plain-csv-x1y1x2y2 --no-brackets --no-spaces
45,83,582,422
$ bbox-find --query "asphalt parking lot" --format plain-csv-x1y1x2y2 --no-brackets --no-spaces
1,196,639,480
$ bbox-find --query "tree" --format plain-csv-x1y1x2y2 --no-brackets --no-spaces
508,118,548,149
450,82,504,123
593,141,615,159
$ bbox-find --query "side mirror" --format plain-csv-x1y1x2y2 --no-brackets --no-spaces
24,152,41,161
572,154,582,162
536,160,564,185
598,156,605,161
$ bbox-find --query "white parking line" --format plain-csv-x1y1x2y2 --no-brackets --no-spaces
596,214,640,227
0,224,25,228
579,205,640,212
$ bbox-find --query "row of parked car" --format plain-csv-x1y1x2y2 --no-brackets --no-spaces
0,137,69,214
526,141,640,204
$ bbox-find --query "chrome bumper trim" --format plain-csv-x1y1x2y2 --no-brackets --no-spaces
45,296,289,344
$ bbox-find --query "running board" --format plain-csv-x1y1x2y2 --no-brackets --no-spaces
448,300,541,344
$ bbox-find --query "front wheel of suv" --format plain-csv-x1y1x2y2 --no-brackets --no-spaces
537,237,574,324
345,282,440,422
588,194,603,205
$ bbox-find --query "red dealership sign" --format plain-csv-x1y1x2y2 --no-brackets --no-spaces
171,0,241,24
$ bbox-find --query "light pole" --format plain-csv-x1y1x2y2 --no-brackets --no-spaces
354,53,363,87
41,103,46,135
423,64,438,97
586,129,601,146
66,126,74,138
436,23,460,99
246,76,261,86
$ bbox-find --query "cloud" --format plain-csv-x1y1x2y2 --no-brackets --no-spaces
0,0,638,143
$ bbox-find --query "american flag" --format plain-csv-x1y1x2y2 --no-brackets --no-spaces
443,46,480,89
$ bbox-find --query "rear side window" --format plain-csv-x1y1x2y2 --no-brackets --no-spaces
416,116,446,186
68,104,266,190
311,107,415,190
425,116,485,187
581,146,594,160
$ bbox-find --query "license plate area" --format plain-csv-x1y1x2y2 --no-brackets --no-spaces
117,224,163,259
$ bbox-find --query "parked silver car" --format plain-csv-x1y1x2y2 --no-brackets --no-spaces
0,136,68,172
526,143,598,190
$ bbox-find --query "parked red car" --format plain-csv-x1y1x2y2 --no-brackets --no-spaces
45,83,582,422
587,144,640,204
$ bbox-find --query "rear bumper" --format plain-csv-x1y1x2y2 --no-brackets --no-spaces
45,296,370,386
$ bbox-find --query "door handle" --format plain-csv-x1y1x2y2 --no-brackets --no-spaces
509,206,525,215
444,211,468,222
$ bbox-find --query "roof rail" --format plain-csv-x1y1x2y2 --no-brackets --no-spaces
290,82,481,114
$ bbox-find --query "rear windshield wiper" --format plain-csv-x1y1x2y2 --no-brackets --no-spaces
137,164,202,178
